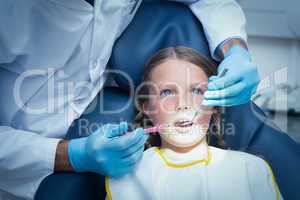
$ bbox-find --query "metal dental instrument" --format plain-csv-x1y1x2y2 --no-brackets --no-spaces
188,68,229,125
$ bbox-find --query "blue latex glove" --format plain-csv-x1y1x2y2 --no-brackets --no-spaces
203,45,260,106
68,122,148,178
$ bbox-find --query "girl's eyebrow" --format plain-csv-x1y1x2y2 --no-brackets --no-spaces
157,83,178,89
157,82,208,91
190,82,208,89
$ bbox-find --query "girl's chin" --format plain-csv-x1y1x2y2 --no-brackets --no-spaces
174,126,194,133
162,135,206,149
160,126,207,148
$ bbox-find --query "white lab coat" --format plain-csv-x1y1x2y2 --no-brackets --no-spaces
106,146,283,200
0,0,246,199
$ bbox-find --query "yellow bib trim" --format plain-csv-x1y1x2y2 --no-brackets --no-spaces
105,176,113,200
262,160,281,200
153,147,212,168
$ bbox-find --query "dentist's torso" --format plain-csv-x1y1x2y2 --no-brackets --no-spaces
0,1,141,199
0,0,141,140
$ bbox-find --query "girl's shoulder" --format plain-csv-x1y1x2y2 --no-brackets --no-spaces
143,146,267,166
209,146,275,185
209,147,282,199
140,147,161,162
142,146,270,172
209,146,268,167
135,147,164,169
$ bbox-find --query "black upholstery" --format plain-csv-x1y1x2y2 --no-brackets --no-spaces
110,1,210,89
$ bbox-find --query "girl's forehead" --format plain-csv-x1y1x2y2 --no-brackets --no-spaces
149,59,208,84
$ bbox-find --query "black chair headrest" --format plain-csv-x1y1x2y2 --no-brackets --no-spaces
110,1,211,90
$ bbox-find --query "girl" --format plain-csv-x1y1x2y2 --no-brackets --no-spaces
105,46,283,200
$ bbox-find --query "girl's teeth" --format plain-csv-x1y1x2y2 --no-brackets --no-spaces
175,121,193,127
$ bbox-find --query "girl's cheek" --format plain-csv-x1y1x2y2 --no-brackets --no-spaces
196,114,212,124
158,97,177,113
192,95,204,107
194,106,214,126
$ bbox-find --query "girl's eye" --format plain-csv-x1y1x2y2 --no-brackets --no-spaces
192,88,204,96
160,89,174,97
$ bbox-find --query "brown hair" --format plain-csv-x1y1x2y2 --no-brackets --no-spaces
134,46,227,149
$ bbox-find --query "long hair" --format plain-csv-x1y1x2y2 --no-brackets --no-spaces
134,46,227,149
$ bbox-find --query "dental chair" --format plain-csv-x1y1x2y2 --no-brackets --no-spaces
35,1,300,200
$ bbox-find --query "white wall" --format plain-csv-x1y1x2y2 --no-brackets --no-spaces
238,1,300,140
248,37,300,90
239,0,300,38
238,0,300,104
238,0,300,90
245,37,300,140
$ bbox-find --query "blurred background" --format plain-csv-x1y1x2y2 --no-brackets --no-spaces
239,0,300,142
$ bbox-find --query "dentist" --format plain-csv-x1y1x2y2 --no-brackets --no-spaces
0,0,258,199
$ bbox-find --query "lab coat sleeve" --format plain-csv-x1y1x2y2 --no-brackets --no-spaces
246,157,284,200
0,1,69,199
187,0,247,60
0,126,61,200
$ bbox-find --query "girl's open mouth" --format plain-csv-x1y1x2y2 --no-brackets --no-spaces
174,120,194,128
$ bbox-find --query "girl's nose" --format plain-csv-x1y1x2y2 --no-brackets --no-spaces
175,94,192,111
175,105,191,111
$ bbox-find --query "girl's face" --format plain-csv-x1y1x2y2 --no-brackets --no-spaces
143,59,215,152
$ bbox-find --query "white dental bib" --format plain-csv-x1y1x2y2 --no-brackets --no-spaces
105,146,282,200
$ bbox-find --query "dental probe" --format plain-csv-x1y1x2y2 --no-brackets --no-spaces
189,68,229,124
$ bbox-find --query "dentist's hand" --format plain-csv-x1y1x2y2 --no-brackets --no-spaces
68,122,148,178
203,45,260,106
